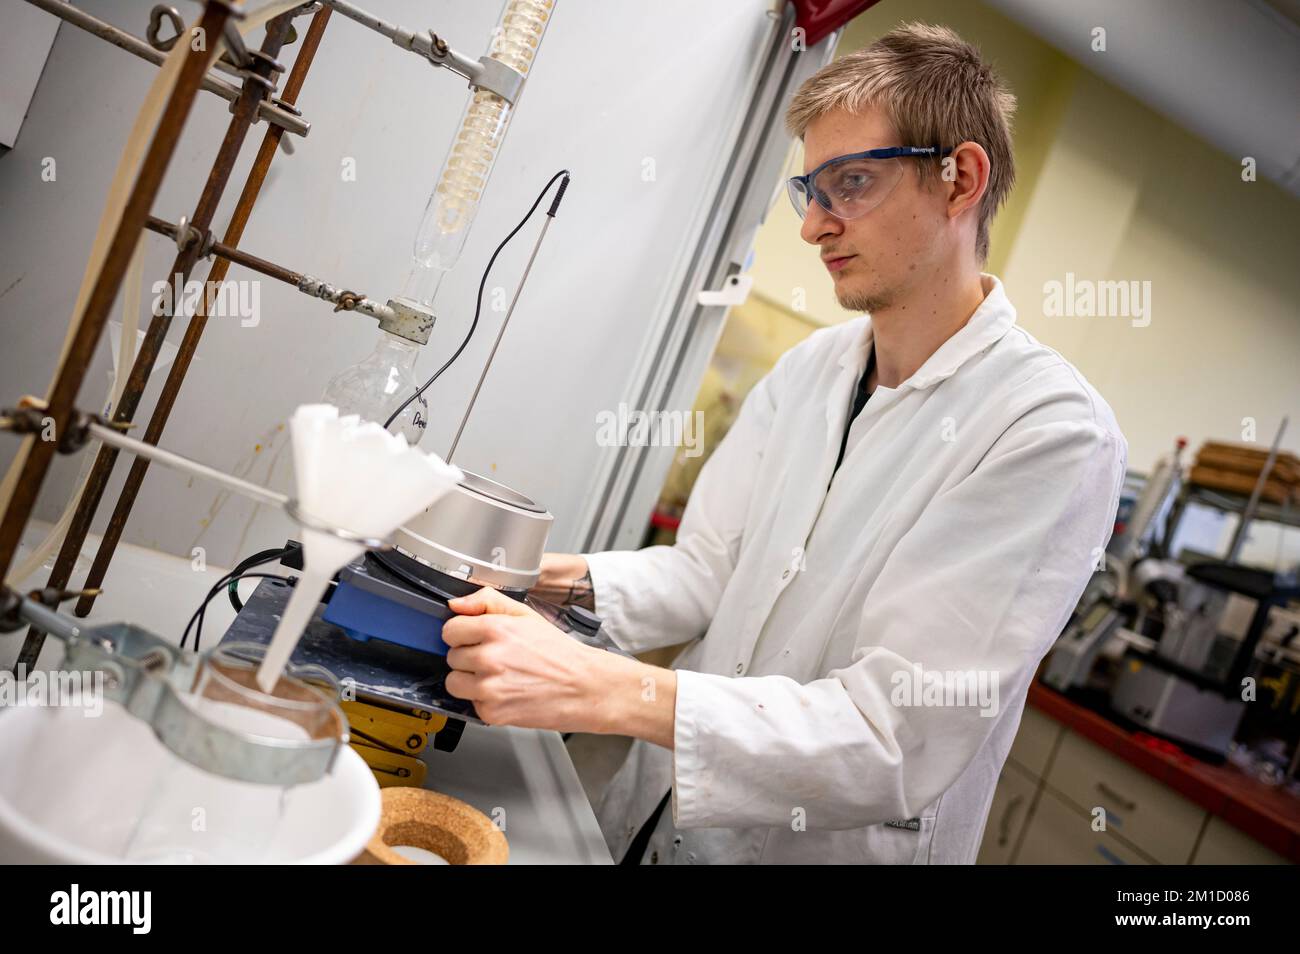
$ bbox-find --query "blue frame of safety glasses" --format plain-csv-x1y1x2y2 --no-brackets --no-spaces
788,145,954,218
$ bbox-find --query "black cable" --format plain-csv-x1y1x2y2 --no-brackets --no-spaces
226,546,290,613
383,169,571,431
181,549,288,650
192,573,291,652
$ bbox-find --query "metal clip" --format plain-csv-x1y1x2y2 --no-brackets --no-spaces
332,290,362,313
172,215,216,260
146,5,184,51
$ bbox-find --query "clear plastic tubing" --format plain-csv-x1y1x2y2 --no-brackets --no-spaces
402,0,555,309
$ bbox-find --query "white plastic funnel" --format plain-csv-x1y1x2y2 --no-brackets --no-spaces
257,404,462,691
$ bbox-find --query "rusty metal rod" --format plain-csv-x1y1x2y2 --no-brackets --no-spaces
25,0,311,138
14,6,288,664
0,0,234,671
72,6,334,619
144,214,300,284
140,213,397,322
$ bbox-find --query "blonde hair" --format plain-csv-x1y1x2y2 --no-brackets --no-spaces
786,23,1016,261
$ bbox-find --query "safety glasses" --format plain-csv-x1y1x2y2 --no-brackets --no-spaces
787,146,952,220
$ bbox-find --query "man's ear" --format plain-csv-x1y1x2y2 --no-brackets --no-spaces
943,141,991,223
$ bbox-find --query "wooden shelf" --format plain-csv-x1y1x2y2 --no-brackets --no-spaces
1183,484,1300,530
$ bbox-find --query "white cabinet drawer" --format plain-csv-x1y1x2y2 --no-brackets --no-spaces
1192,816,1290,865
1046,731,1205,864
1007,705,1061,779
1016,788,1152,865
977,761,1037,865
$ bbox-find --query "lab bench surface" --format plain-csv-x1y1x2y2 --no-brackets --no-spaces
421,723,614,865
1027,683,1300,863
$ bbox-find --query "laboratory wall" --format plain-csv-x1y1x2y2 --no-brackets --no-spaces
998,69,1300,484
0,0,784,572
994,56,1300,568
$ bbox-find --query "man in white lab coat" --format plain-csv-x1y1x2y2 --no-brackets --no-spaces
443,23,1127,864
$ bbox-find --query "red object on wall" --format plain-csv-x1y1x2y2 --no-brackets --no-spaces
790,0,882,47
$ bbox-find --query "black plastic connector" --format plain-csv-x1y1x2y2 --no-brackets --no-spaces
547,172,571,218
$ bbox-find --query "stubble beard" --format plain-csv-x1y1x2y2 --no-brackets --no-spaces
836,280,893,315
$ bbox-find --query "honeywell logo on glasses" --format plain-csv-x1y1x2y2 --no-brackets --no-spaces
50,884,151,934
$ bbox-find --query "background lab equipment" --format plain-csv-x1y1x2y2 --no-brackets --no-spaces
1045,421,1300,766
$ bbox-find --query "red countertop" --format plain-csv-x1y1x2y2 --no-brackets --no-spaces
1027,682,1300,863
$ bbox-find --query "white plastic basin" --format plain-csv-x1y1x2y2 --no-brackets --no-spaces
0,700,379,864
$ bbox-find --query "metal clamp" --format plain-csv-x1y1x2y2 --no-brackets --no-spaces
4,595,347,786
172,215,216,260
297,274,398,325
284,498,393,550
424,39,525,103
0,396,126,455
469,55,525,104
380,297,436,345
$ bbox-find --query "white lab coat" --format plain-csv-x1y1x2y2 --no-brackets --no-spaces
583,275,1127,864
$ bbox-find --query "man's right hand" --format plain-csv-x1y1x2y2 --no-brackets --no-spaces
530,553,595,610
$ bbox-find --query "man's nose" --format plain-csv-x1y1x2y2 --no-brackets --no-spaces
799,200,843,245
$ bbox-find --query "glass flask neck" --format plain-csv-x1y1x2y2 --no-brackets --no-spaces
402,261,445,310
372,330,421,366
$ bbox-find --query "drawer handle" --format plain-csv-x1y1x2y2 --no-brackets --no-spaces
1095,843,1127,865
1096,782,1136,812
